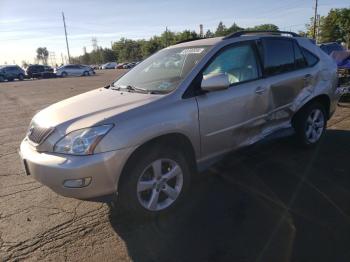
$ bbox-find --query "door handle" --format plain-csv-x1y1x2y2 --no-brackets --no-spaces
255,86,266,95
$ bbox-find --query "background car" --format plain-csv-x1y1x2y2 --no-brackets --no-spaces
101,62,117,69
116,63,128,69
55,64,95,77
26,64,55,79
319,42,350,87
319,42,345,55
122,62,137,69
0,65,25,81
90,64,100,70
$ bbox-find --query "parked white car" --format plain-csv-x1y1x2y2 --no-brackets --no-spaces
101,62,117,69
55,64,95,77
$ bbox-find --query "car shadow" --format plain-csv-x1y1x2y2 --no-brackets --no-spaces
108,129,350,262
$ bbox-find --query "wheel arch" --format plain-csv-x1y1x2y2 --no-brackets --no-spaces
293,94,331,123
117,132,197,191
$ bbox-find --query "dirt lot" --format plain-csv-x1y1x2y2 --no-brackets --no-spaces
0,70,350,262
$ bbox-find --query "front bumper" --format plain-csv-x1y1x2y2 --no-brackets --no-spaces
19,138,134,200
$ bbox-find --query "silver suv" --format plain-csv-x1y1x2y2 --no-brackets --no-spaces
20,31,339,217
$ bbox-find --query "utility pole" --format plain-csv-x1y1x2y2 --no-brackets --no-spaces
313,0,318,40
165,26,168,47
316,14,321,43
62,12,71,64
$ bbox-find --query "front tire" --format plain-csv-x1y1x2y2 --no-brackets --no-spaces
117,145,191,218
61,72,67,77
293,102,327,147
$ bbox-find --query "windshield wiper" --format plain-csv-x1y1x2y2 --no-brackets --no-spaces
112,85,148,93
111,85,169,95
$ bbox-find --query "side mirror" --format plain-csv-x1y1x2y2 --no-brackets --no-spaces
201,73,230,92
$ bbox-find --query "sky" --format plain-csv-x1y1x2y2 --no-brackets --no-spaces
0,0,349,65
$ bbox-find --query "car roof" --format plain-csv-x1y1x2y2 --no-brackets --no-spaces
168,31,305,49
169,37,224,48
0,65,19,67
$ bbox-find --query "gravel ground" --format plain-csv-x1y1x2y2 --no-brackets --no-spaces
0,70,350,262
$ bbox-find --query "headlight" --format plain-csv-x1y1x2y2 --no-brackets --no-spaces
54,124,113,155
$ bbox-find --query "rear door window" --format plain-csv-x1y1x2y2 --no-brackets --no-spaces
293,42,307,69
302,48,319,67
261,38,295,76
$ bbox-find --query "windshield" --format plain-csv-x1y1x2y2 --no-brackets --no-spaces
112,46,210,93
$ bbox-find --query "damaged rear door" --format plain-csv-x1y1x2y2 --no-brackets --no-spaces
258,37,316,132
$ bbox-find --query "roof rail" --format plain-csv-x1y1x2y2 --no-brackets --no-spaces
223,30,300,40
175,38,202,45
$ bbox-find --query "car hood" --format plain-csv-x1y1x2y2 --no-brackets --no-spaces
33,87,162,131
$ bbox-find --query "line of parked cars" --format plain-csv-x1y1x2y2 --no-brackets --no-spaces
0,64,96,82
95,61,140,70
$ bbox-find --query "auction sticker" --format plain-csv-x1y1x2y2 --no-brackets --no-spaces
180,48,205,55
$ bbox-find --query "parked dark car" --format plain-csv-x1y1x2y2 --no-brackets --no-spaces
319,42,345,55
26,64,55,79
123,62,137,69
0,65,25,81
319,42,350,87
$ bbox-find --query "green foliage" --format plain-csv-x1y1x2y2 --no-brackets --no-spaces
321,8,350,47
71,21,279,64
36,47,49,65
306,8,350,47
247,24,279,31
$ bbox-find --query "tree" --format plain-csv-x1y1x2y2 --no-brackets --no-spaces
306,8,350,47
101,48,117,62
36,47,49,65
320,8,350,48
81,52,90,65
226,23,243,34
205,30,214,38
248,24,279,31
21,60,29,68
215,21,227,36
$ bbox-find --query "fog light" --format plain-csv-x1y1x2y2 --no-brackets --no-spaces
63,177,91,188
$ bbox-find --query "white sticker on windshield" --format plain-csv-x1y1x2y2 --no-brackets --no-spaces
180,48,205,55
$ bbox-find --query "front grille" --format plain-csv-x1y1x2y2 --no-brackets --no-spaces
27,125,54,144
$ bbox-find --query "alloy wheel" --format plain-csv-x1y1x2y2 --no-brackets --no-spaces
137,158,183,211
305,108,325,143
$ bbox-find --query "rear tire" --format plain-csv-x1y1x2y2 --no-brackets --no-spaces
61,72,67,77
18,74,24,81
83,71,89,76
117,145,191,218
293,102,327,147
